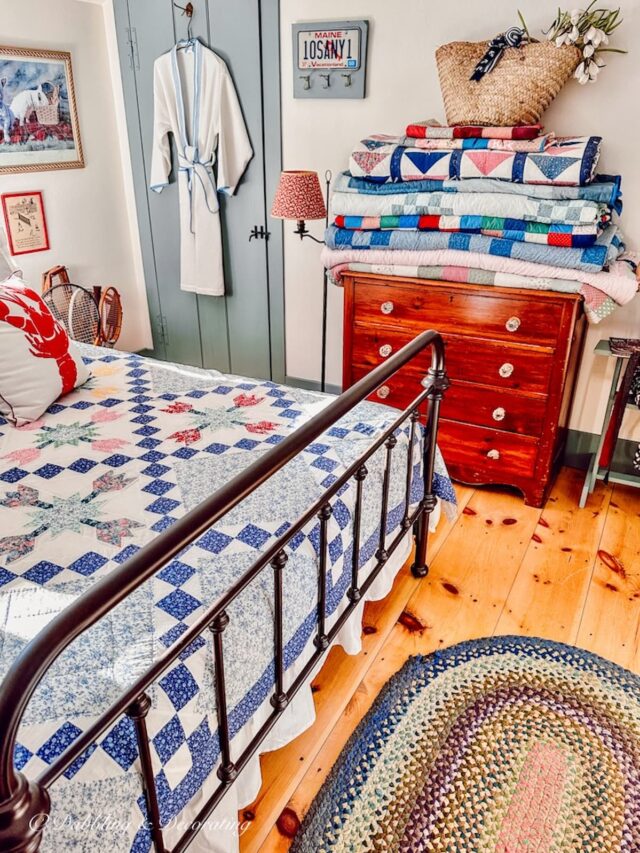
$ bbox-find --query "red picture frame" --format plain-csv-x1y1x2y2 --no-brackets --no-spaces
1,190,50,256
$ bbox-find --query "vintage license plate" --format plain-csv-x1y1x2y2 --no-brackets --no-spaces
297,28,361,70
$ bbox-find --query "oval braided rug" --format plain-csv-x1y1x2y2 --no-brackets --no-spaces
290,636,640,852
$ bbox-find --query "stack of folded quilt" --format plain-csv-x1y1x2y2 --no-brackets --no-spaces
321,121,638,323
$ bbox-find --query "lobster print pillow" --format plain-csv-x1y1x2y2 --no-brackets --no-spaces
0,277,90,425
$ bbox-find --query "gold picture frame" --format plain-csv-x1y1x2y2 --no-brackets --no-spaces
0,46,84,174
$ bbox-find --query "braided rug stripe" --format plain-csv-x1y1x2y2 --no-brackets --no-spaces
290,636,640,852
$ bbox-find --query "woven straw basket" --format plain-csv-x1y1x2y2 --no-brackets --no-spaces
436,40,581,126
35,104,59,126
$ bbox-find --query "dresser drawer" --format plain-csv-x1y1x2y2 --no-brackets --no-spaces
351,365,547,436
352,325,554,395
442,380,546,437
352,280,564,345
438,419,539,480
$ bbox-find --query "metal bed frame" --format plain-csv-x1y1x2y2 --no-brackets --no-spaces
0,330,448,853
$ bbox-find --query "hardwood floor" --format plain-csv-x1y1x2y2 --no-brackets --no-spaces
238,467,640,852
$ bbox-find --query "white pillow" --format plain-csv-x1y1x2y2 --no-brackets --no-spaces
0,278,90,425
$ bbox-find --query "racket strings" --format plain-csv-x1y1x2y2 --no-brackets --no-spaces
42,284,101,345
99,288,123,347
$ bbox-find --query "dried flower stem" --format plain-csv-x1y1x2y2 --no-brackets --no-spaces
517,5,626,84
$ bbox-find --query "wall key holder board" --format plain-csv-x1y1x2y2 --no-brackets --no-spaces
292,20,369,99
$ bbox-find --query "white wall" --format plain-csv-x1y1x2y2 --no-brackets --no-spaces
280,0,640,439
0,0,151,352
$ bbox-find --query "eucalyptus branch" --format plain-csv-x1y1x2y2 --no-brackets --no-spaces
517,10,532,42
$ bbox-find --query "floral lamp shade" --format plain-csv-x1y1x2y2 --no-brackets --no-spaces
271,170,327,221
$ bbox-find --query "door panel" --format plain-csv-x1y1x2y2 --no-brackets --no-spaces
207,0,271,379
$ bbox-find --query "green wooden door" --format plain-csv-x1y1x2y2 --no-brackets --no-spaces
113,0,284,381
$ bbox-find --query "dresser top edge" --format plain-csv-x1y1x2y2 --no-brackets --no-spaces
340,272,585,304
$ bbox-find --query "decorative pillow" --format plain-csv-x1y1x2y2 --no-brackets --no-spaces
0,277,90,425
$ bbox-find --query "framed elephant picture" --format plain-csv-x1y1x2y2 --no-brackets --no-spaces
0,47,84,174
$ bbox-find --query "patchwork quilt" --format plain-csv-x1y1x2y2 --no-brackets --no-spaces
333,214,600,248
0,346,455,852
405,122,543,140
331,183,610,227
325,261,619,325
325,224,625,274
349,137,602,186
320,247,639,310
371,132,556,153
334,172,623,211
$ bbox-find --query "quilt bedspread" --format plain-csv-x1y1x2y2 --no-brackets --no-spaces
333,215,600,248
325,224,624,273
0,346,454,853
334,172,623,211
331,184,610,227
349,136,602,186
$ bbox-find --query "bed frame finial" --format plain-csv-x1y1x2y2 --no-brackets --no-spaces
0,772,50,853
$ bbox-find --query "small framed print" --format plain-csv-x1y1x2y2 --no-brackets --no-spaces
1,191,50,255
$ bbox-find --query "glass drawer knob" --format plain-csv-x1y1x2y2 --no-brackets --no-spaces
380,301,394,315
377,385,390,399
499,362,514,378
487,449,500,460
505,316,521,332
492,407,506,422
379,344,393,358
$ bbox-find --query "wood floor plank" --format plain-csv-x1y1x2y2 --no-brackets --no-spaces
257,485,540,851
494,467,612,643
402,486,542,654
239,484,474,853
577,483,640,672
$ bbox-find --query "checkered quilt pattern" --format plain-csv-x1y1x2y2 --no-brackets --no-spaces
325,223,624,274
0,345,454,852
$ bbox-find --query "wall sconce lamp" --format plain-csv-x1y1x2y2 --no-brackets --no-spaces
271,169,332,392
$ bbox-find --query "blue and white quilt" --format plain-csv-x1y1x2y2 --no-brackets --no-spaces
325,223,625,274
0,345,454,852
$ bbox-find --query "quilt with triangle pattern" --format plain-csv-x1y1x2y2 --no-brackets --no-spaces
349,136,602,187
0,344,454,853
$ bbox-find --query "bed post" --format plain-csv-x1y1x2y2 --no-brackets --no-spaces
0,773,50,853
0,640,51,853
411,337,449,579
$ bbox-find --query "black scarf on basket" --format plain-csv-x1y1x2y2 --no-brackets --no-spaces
470,27,526,81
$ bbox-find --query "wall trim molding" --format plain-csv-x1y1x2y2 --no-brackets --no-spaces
285,375,341,395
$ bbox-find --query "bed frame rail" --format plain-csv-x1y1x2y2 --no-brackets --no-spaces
0,330,448,853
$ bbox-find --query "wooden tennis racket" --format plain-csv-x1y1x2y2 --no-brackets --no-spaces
96,286,123,348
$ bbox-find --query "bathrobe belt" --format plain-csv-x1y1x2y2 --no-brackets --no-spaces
178,145,219,233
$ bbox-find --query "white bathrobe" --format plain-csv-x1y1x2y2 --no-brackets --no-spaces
150,39,253,296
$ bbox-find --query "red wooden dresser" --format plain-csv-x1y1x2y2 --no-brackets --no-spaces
341,272,586,507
